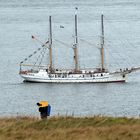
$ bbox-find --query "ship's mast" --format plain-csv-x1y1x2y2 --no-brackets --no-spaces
101,14,105,71
49,16,53,72
73,14,79,72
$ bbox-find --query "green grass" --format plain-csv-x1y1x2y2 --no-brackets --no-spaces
0,116,140,140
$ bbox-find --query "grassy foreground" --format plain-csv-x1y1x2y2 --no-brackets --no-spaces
0,116,140,140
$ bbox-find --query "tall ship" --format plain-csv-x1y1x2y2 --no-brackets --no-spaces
19,14,140,83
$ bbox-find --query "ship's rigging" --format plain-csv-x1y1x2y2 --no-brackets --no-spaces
20,15,106,72
19,14,140,83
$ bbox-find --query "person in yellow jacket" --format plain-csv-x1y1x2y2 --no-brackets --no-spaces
37,101,48,119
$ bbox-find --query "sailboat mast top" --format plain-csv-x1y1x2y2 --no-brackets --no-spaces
49,16,53,72
101,14,104,45
75,14,78,44
49,16,52,45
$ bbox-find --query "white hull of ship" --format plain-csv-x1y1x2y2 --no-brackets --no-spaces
20,71,126,83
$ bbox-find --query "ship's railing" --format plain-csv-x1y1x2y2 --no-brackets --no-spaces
20,64,103,70
20,64,47,68
19,69,39,74
20,63,109,74
111,66,140,75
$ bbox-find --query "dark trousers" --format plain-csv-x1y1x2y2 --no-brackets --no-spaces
40,112,48,119
39,107,48,119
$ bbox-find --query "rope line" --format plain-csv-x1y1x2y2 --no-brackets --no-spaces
20,47,42,65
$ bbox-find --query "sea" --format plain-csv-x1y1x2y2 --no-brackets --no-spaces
1,0,140,117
